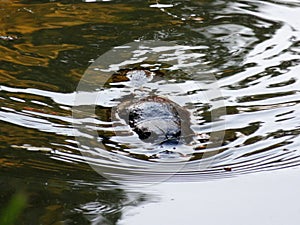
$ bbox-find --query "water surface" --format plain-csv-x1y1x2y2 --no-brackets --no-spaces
1,0,300,224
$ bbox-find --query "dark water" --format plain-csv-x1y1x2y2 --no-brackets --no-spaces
1,0,300,224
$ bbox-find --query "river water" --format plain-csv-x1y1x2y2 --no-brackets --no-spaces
1,0,300,224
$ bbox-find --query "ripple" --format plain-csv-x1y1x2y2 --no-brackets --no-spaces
1,0,300,187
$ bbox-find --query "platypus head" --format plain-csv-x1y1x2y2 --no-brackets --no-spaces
128,96,181,145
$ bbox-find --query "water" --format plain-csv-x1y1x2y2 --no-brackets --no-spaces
1,0,300,224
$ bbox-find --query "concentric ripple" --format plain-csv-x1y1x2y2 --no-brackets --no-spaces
1,0,300,186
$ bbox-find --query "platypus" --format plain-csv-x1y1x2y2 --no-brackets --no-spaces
117,94,199,147
112,69,209,149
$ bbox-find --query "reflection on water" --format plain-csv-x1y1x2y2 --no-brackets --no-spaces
1,0,300,224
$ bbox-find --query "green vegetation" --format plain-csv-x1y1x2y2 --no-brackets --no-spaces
0,192,27,225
